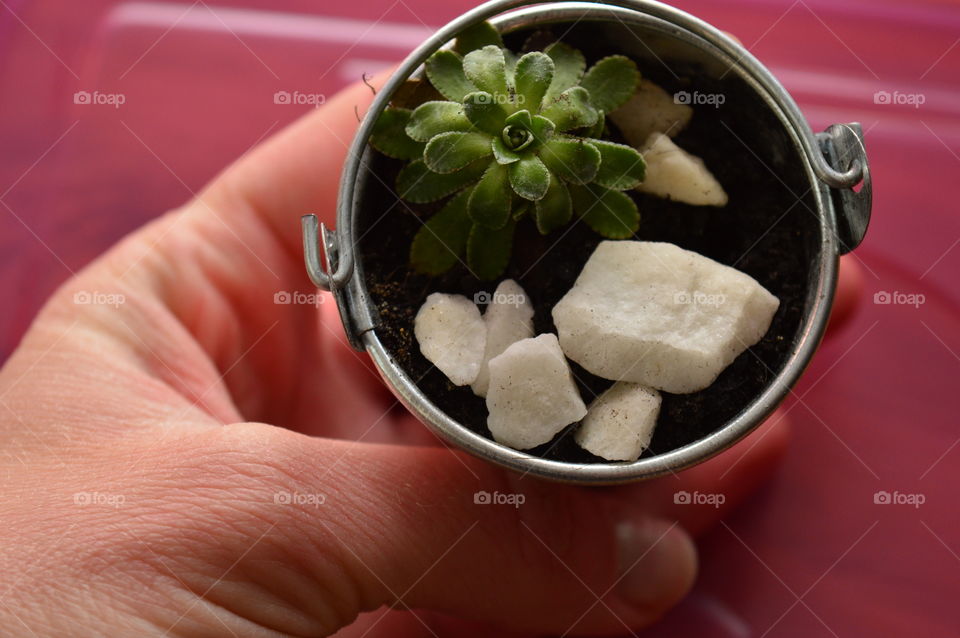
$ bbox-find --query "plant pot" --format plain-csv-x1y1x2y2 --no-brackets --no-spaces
301,0,872,484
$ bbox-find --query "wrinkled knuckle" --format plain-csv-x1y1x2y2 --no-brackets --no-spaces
138,424,370,634
167,423,340,532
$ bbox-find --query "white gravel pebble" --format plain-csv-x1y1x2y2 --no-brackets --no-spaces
552,241,780,393
471,279,535,397
608,79,693,147
575,382,662,461
486,334,587,450
637,132,728,207
414,293,486,385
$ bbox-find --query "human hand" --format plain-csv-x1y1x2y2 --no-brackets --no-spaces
0,70,863,637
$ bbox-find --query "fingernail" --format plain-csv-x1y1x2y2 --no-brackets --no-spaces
615,519,697,609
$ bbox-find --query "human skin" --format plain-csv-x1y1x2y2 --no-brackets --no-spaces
0,70,863,637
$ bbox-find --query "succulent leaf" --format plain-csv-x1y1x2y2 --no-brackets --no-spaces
503,109,533,129
502,128,533,151
529,115,556,145
543,42,586,102
584,109,605,139
462,45,509,97
570,183,640,238
504,50,519,87
540,86,599,132
590,139,646,190
508,154,551,201
468,162,512,229
500,110,537,152
406,101,472,142
463,91,509,135
579,55,640,113
425,51,476,102
455,21,504,54
535,171,572,234
410,187,473,274
491,136,521,165
512,201,530,221
538,135,601,184
467,218,516,280
370,107,425,160
514,51,555,112
424,131,493,174
390,79,445,109
396,158,487,203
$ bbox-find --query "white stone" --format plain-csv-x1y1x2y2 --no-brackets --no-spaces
575,382,662,462
471,279,535,397
637,132,728,207
486,334,587,450
414,293,486,385
609,79,693,147
552,241,780,394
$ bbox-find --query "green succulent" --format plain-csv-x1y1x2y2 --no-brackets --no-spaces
370,22,645,280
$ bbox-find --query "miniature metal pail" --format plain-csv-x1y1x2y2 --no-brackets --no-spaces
302,0,872,484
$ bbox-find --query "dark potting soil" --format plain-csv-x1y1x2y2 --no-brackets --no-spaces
355,27,819,463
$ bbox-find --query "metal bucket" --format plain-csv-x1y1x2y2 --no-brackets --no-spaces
302,0,872,484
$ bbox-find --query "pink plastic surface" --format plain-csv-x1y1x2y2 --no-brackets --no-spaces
1,0,958,634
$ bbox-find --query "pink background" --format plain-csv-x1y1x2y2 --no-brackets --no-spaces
1,0,958,634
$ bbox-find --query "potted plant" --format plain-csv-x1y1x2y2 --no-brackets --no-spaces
368,20,646,280
302,0,871,483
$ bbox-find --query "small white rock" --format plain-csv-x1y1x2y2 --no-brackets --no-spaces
575,382,662,462
637,132,728,207
609,78,693,147
552,241,780,394
471,279,535,397
486,334,587,450
414,293,486,385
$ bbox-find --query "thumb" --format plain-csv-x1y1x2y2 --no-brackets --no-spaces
162,422,697,636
